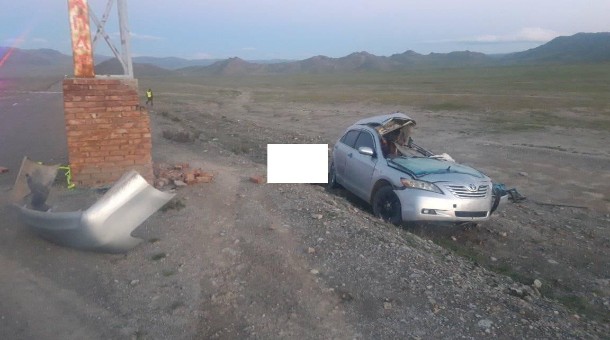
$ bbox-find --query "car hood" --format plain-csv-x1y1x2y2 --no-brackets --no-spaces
388,157,486,180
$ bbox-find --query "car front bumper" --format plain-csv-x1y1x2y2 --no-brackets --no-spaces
396,188,492,222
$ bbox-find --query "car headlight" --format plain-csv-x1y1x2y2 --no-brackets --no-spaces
400,178,443,194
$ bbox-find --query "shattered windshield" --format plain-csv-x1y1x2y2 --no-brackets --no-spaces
388,157,484,178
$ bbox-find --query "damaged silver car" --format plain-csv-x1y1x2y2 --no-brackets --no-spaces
328,113,507,225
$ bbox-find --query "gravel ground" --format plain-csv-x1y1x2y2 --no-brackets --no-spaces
1,82,608,339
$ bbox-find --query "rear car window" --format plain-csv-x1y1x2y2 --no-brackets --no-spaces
340,130,360,148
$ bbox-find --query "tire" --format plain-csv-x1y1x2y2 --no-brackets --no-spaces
327,162,340,189
372,186,402,225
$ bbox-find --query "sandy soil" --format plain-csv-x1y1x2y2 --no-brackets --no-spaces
0,80,608,339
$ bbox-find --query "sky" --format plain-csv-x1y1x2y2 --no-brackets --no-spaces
2,0,610,60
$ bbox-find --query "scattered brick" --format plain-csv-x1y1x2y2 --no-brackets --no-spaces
249,175,266,184
154,162,214,189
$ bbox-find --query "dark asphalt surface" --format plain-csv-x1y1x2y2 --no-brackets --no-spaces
0,90,68,191
0,89,123,338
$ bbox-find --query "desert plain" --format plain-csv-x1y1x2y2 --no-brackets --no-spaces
1,63,609,338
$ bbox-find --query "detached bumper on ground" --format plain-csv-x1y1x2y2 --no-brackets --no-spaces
12,158,174,253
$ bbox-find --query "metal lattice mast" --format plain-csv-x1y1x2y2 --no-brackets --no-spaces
89,0,133,78
117,0,133,78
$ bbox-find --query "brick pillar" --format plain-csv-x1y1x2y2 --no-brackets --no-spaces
63,77,153,187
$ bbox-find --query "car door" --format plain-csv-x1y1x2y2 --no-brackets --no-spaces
333,129,360,185
345,130,377,200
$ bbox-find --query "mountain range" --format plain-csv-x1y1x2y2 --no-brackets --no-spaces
1,32,609,77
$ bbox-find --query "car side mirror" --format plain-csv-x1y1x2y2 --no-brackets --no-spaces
358,146,375,157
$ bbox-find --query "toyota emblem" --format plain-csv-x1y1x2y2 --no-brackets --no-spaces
468,184,477,191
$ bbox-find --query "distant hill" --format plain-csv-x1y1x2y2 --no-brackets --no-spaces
178,57,266,76
2,32,609,77
507,32,610,63
0,47,72,77
95,58,175,77
133,56,220,70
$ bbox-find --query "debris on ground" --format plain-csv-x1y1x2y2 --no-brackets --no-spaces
249,175,266,184
0,166,8,174
154,163,214,189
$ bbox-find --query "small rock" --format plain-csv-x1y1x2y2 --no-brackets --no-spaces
384,302,392,310
451,236,457,241
307,247,316,254
221,247,238,256
500,232,508,237
477,319,493,329
491,257,498,262
519,171,529,177
547,259,559,265
311,214,323,220
173,180,187,187
130,279,140,286
154,178,168,188
533,279,542,289
509,287,526,298
310,269,319,275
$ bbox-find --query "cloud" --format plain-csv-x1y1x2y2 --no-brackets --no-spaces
130,32,164,41
31,38,49,44
108,32,164,41
192,52,214,59
3,37,26,46
460,27,561,44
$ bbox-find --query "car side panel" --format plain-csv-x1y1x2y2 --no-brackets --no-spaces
345,151,377,200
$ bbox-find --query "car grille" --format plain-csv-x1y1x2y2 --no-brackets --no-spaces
445,184,489,198
455,211,488,218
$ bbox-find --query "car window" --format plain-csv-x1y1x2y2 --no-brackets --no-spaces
354,131,375,150
340,130,360,148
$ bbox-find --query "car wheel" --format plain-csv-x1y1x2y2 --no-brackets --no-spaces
372,186,402,225
327,162,340,189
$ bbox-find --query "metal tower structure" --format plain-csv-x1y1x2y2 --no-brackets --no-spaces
89,0,134,78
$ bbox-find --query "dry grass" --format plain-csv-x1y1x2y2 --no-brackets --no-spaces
142,63,610,132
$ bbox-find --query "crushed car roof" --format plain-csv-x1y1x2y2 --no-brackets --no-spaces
355,112,416,127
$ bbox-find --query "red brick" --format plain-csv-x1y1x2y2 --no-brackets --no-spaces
85,157,105,163
89,150,110,157
67,130,85,137
77,146,100,152
249,176,265,184
196,176,213,183
105,156,125,162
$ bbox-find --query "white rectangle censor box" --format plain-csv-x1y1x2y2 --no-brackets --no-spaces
267,144,328,183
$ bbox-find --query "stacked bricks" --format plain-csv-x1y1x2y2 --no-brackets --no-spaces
63,77,153,186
